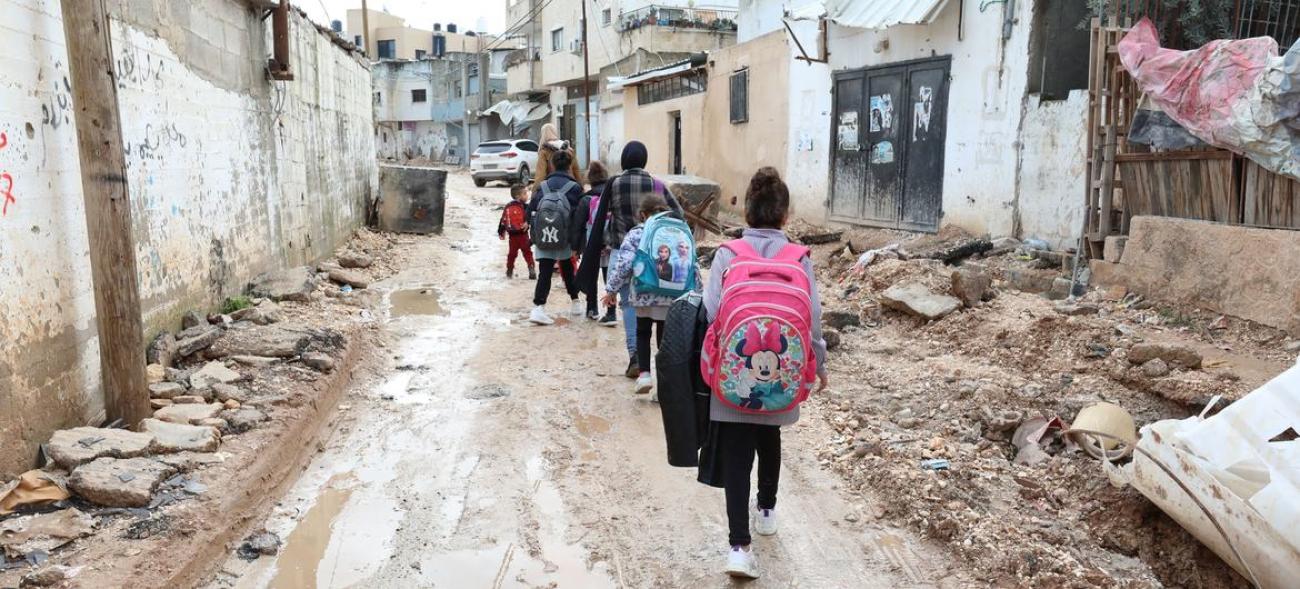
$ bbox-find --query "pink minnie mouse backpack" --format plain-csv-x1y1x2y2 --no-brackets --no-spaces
701,240,817,414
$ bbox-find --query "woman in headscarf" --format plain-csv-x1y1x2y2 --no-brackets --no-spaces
532,123,583,186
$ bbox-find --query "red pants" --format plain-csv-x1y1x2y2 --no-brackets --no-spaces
506,233,534,272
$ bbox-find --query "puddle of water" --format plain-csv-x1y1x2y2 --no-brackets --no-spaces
269,482,353,589
572,411,612,435
389,288,444,317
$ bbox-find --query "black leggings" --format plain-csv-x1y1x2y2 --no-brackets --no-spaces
720,421,781,547
533,258,577,306
586,265,611,314
635,316,664,373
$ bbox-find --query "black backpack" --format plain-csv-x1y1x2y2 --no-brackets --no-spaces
530,179,579,250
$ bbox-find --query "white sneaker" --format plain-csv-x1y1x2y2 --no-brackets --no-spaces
754,505,777,536
725,546,760,579
529,306,554,325
570,300,585,317
634,373,653,395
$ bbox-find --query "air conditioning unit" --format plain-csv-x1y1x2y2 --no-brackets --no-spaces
569,39,584,55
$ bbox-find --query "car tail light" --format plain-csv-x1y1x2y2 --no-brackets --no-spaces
501,151,518,158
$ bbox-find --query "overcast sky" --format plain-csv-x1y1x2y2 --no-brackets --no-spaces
299,0,508,35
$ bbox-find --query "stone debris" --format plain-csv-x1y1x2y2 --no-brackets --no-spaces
174,325,222,358
188,361,241,390
301,352,335,372
211,383,245,403
205,326,310,359
823,310,861,330
248,266,316,302
67,458,175,508
140,419,220,454
228,355,280,368
221,408,268,434
237,531,281,560
146,332,177,368
338,252,374,269
880,283,962,320
1142,358,1171,377
824,328,842,351
0,509,94,559
147,382,185,400
171,395,205,405
950,267,992,308
327,268,369,289
1127,343,1203,369
145,364,165,385
45,427,155,470
150,399,172,410
181,310,205,330
153,403,224,426
1055,302,1101,316
223,400,241,410
196,418,229,430
231,301,283,326
19,564,75,587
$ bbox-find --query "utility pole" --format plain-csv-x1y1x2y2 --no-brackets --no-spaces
59,0,151,426
580,0,593,167
361,0,370,56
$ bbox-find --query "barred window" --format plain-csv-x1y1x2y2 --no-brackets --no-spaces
729,68,748,124
636,69,707,106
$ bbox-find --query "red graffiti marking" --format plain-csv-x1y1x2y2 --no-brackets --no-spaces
0,132,7,149
0,132,13,216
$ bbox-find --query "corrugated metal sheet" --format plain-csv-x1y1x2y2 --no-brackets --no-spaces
790,0,951,30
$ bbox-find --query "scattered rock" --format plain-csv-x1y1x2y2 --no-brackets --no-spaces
248,266,316,302
918,238,992,264
880,283,962,320
20,565,74,588
154,452,224,472
824,310,862,330
237,531,281,560
145,363,166,385
68,457,175,508
797,229,843,245
45,427,155,469
181,310,205,330
464,385,511,400
1127,343,1202,369
1047,277,1086,301
824,328,842,351
171,395,205,405
1005,268,1055,294
1142,358,1171,378
195,418,229,430
141,419,220,453
153,403,224,425
146,332,177,368
189,361,242,390
231,301,283,326
229,355,280,368
301,352,335,372
206,326,310,359
338,252,374,269
1013,444,1051,466
150,399,172,410
211,383,245,403
1055,302,1100,316
328,268,369,289
950,268,992,307
123,514,171,540
174,325,222,358
1284,340,1300,353
1102,285,1129,301
148,382,186,400
221,408,267,434
223,399,241,410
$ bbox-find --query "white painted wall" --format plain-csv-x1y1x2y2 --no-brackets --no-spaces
0,0,375,476
827,0,1035,237
600,101,626,169
737,0,787,42
785,18,831,221
1017,91,1088,248
374,60,434,122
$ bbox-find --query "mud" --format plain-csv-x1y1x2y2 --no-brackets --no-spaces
205,174,951,588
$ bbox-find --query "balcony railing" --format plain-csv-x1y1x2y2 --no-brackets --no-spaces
618,5,739,33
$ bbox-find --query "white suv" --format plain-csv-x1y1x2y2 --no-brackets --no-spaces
470,139,539,187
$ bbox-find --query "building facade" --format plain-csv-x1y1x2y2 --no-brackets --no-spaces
345,9,497,60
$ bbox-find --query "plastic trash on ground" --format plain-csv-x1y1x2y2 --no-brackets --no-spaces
0,471,69,516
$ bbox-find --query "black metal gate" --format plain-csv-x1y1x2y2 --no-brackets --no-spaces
830,57,950,232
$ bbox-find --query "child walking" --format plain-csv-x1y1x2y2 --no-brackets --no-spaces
701,168,829,579
580,161,618,324
527,149,586,325
498,184,535,280
603,195,688,396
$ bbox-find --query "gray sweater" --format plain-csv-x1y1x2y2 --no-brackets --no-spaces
703,228,828,426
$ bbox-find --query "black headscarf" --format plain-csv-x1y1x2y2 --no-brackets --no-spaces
621,141,648,170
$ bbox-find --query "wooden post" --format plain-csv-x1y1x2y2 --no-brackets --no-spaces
361,0,370,57
60,0,151,427
580,0,593,168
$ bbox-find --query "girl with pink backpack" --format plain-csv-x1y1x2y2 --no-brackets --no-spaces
699,167,829,579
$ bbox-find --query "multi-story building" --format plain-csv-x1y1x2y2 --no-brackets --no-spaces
504,0,740,166
345,9,496,60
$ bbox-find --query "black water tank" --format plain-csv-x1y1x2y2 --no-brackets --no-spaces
447,22,457,33
330,20,342,32
466,31,476,37
433,23,441,31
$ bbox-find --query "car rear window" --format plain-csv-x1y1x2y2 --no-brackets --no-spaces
476,142,511,154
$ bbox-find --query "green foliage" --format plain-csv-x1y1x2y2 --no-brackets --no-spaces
221,295,253,314
1086,0,1235,48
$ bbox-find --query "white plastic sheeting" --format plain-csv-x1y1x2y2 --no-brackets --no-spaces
788,0,951,29
483,100,550,126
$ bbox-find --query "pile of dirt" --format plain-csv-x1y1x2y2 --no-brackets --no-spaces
800,226,1272,588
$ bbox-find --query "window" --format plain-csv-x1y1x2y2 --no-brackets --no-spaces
411,89,427,103
636,69,708,106
602,8,612,26
452,80,462,98
551,28,564,52
1026,0,1090,99
354,35,362,47
374,91,381,105
376,39,395,59
729,68,748,124
415,49,427,60
517,140,539,152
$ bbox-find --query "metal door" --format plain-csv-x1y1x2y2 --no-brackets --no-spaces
671,112,683,174
830,57,950,231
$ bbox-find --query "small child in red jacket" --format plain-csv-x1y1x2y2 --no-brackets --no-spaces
498,184,536,279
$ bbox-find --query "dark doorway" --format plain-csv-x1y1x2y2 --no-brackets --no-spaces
830,56,950,232
670,111,683,174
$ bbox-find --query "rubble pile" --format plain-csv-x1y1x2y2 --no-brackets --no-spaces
800,226,1279,587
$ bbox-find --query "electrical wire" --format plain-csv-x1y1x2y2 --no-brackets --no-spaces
482,0,558,53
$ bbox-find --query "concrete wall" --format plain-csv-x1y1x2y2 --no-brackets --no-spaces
0,0,376,477
827,0,1035,237
1017,91,1088,248
378,121,451,161
783,20,832,222
623,87,708,177
374,60,434,122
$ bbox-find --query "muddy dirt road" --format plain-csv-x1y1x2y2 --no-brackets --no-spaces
206,173,950,588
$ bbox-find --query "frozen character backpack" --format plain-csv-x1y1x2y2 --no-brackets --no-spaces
632,212,697,297
531,179,578,251
701,240,817,414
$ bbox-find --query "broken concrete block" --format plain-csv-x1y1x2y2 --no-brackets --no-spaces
148,382,186,400
824,328,842,352
221,408,268,434
146,332,177,368
328,268,369,289
171,395,205,405
146,363,166,385
181,310,205,330
229,355,280,368
880,283,962,320
206,326,310,359
338,252,374,269
141,419,220,453
797,229,843,245
823,310,861,330
153,403,224,425
189,361,242,390
249,266,316,302
1142,358,1171,377
950,267,992,307
0,508,94,562
231,301,283,326
1104,235,1128,263
1005,268,1056,294
1055,302,1101,316
45,427,155,469
67,457,175,507
175,325,222,358
1047,277,1087,301
150,399,173,410
223,399,241,410
211,383,245,403
1128,343,1203,369
301,352,335,372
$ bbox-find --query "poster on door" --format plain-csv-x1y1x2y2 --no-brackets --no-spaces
837,111,860,151
913,86,933,141
869,94,893,133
